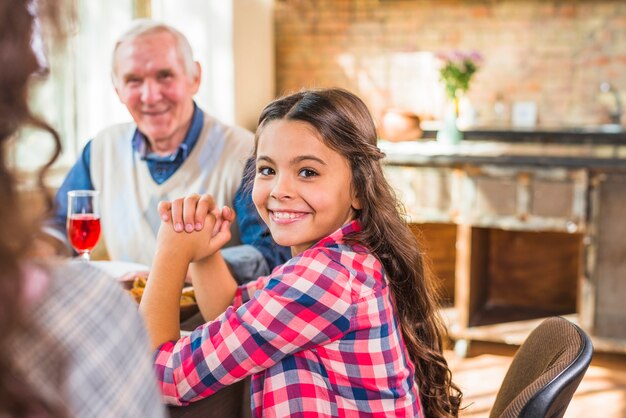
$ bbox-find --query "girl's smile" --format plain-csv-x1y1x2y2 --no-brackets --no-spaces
269,210,308,223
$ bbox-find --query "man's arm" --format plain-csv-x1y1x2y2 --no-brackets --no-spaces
41,141,95,248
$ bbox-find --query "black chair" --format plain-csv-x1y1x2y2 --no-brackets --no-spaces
489,316,593,418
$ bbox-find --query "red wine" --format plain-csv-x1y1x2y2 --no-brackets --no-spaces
68,214,101,253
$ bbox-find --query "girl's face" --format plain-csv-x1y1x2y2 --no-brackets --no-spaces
252,120,361,256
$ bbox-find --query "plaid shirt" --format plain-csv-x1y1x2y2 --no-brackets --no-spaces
12,261,166,417
154,221,422,417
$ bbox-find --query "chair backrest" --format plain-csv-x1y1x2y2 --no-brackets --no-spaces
489,316,593,418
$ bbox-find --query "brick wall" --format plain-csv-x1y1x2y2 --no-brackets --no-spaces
275,0,626,128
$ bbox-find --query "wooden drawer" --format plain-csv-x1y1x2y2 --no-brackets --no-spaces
459,165,587,233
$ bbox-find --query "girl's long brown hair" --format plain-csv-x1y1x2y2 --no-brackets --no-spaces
0,0,68,416
256,88,462,417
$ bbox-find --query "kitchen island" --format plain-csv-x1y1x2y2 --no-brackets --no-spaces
380,137,626,355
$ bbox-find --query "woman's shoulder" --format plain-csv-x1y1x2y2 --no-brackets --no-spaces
44,260,135,311
31,260,143,343
25,260,166,417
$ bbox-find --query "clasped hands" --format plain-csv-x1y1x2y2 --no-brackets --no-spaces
156,193,234,264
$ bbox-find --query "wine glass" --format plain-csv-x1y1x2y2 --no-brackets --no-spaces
67,190,101,261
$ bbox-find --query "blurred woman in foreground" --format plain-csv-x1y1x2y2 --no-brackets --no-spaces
0,1,165,416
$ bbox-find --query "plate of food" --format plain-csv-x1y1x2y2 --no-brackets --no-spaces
120,271,200,322
90,260,150,281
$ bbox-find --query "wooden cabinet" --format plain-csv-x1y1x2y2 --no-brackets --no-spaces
384,157,626,354
584,173,626,341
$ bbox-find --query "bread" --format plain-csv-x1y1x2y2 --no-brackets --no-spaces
125,273,196,307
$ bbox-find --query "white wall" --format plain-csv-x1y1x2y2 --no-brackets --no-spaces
14,0,273,178
13,0,134,175
74,1,135,149
152,0,275,131
233,0,275,130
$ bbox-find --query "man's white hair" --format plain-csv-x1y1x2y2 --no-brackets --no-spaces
111,19,197,85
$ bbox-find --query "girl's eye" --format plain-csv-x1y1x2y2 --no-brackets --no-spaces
258,166,275,176
298,168,318,178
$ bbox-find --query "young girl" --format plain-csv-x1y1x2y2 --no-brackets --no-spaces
140,88,462,417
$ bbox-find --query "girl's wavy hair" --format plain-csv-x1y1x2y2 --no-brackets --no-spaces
254,88,462,417
0,0,69,416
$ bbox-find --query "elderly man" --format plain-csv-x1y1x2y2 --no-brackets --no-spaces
45,20,289,282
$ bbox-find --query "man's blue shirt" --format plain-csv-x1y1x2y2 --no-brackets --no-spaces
51,104,290,280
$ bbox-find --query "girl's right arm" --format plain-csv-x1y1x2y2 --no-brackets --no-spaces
189,252,238,321
158,194,240,321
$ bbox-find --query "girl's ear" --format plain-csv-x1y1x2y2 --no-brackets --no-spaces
351,195,362,211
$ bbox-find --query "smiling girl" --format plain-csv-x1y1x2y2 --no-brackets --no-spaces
140,88,462,417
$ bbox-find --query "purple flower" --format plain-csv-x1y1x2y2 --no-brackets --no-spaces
437,50,482,99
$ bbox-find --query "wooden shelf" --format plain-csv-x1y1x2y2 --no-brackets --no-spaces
442,309,626,354
468,304,575,327
444,308,575,346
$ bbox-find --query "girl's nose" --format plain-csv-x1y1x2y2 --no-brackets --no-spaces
270,175,294,200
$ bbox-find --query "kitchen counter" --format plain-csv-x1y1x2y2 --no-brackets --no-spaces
420,125,626,145
380,137,626,353
379,139,626,170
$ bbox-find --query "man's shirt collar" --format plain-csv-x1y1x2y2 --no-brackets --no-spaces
131,102,203,162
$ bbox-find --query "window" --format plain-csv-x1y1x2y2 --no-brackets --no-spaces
14,0,273,185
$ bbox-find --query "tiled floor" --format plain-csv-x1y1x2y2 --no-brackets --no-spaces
445,342,626,417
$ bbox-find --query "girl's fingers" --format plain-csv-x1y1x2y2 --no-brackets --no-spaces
159,194,224,234
214,206,234,237
205,213,217,230
158,201,172,223
170,197,185,232
211,220,232,249
182,194,201,232
221,206,235,222
195,194,216,231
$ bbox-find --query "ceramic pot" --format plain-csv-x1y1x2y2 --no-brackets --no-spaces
379,109,422,142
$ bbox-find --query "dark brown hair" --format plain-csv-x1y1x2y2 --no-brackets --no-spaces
255,88,462,417
0,0,67,416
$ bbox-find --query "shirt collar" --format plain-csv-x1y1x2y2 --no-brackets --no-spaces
132,102,204,162
315,220,362,249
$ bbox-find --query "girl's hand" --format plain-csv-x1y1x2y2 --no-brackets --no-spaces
158,193,224,233
156,194,234,262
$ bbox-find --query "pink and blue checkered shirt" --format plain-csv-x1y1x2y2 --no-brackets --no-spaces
154,221,422,417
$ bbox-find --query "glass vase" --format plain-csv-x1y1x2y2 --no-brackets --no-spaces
437,95,463,145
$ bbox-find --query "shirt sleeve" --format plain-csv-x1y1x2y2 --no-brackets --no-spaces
43,141,95,243
233,158,292,271
232,274,270,308
153,254,355,405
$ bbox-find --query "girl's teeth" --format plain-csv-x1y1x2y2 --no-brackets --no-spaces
274,212,297,219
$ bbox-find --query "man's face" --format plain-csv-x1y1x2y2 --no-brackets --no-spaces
113,31,200,155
